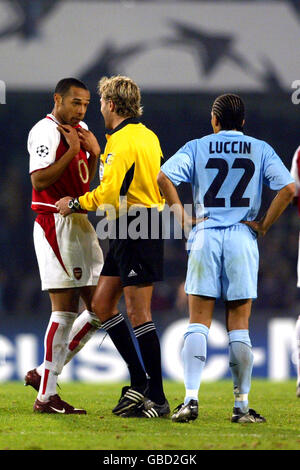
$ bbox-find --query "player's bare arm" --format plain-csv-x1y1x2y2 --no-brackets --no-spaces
77,127,101,181
31,124,80,192
292,184,298,206
157,170,188,228
157,170,204,229
242,182,295,237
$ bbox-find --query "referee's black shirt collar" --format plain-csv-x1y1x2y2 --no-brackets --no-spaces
106,117,140,135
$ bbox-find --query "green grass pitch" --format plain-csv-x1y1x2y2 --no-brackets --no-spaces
0,380,299,450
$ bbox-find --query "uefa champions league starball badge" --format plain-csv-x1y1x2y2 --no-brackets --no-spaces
36,145,49,158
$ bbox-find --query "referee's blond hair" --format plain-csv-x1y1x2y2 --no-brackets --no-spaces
98,75,143,118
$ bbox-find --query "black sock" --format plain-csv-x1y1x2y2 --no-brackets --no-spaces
102,313,147,391
134,321,165,405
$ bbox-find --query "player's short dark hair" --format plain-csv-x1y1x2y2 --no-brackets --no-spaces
54,78,89,97
212,94,245,131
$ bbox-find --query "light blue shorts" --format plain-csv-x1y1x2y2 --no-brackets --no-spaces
185,224,259,301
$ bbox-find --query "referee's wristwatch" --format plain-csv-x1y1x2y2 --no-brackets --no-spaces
68,197,81,212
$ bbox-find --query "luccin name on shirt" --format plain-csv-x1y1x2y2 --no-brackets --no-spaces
209,141,251,154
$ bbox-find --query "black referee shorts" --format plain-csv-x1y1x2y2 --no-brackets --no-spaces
101,208,164,287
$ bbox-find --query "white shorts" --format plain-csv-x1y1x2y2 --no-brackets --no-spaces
33,213,104,290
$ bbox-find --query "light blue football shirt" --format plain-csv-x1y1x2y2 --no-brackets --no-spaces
161,130,294,229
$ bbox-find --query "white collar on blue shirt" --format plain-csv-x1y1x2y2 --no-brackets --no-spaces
217,130,244,135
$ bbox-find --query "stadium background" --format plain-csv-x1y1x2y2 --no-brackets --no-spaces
0,0,299,383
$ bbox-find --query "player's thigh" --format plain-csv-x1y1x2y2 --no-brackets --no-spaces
33,219,73,291
91,275,123,321
222,224,259,301
48,287,81,312
185,228,223,298
225,298,252,331
67,214,104,286
80,285,97,312
34,214,103,290
123,284,154,327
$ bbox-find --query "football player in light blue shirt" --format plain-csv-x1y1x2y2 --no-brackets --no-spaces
158,94,295,424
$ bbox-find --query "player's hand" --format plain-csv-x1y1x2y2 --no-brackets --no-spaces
55,196,73,217
184,215,207,229
76,128,101,158
182,214,207,239
57,124,80,154
192,216,208,226
241,220,267,237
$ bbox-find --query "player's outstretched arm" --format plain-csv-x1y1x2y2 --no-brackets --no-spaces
242,182,295,237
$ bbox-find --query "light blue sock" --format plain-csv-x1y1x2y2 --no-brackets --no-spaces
182,323,209,405
228,329,253,413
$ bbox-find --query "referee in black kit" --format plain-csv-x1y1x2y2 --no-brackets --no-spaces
56,75,169,418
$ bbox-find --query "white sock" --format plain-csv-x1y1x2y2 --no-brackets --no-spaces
65,309,101,364
36,310,101,376
182,324,209,405
38,311,77,402
295,315,300,385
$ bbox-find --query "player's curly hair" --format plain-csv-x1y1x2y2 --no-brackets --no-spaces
212,93,245,131
98,75,143,118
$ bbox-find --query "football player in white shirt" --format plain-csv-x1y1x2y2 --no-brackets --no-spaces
290,146,300,397
26,78,104,414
